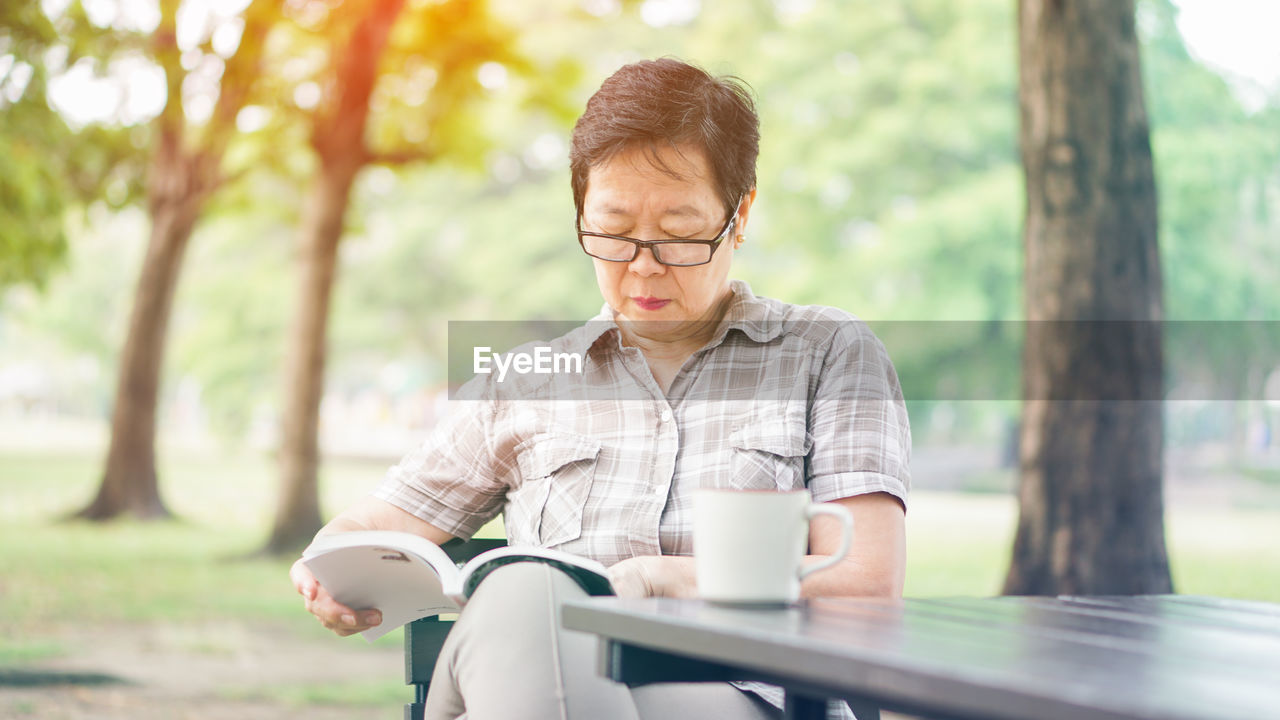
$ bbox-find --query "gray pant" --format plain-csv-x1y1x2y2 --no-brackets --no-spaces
423,562,782,720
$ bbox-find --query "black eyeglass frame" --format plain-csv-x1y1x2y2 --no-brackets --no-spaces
576,206,740,268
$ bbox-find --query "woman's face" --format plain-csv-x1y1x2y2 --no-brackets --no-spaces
581,144,754,342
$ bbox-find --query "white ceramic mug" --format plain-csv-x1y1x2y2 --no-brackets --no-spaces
693,489,854,605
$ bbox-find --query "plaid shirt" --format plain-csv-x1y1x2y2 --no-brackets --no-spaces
374,280,910,719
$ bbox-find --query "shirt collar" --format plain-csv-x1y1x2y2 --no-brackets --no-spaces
571,279,784,358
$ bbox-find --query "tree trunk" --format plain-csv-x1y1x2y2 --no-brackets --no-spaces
75,137,208,520
265,163,360,553
74,0,273,522
1005,0,1172,595
263,0,405,554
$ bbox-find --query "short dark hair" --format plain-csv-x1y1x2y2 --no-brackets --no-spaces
569,58,760,220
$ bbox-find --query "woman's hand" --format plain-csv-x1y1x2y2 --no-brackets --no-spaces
607,556,697,599
290,558,382,636
288,497,455,636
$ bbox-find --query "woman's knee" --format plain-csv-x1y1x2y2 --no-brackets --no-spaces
467,562,560,604
442,562,586,683
461,561,589,623
439,564,562,670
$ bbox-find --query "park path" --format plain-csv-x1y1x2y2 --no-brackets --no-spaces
0,621,403,719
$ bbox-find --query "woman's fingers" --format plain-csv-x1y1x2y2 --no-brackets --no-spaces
289,558,318,600
307,589,383,635
291,557,381,636
607,556,655,598
607,556,698,598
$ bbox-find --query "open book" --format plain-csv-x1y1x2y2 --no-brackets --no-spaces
302,530,613,641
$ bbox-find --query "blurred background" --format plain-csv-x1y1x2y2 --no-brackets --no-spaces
2,0,1279,717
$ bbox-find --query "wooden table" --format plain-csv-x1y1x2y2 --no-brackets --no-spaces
561,594,1280,720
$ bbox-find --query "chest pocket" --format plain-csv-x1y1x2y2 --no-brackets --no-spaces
507,432,601,548
728,417,811,493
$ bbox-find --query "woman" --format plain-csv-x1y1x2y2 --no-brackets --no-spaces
291,58,910,720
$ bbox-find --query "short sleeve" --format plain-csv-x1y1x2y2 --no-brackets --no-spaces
806,323,911,510
372,390,510,539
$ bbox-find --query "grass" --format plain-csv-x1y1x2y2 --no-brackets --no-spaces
904,491,1280,600
904,492,1018,596
1238,465,1280,487
1165,506,1280,599
0,640,65,665
2,446,1277,719
0,448,404,649
2,446,1278,647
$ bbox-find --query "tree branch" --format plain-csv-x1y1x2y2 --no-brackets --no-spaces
202,0,278,156
153,0,185,141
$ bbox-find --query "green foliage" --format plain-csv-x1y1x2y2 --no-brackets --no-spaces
0,2,148,291
0,109,69,289
171,198,294,436
161,0,594,437
5,0,1280,442
0,207,145,422
553,0,1026,326
1,6,72,290
1140,0,1280,323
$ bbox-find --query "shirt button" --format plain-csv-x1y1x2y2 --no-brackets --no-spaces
653,486,666,497
660,409,672,423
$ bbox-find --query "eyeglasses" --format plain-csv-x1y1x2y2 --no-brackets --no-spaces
576,212,737,267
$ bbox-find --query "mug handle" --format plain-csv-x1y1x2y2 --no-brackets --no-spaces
797,503,854,581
